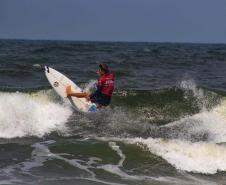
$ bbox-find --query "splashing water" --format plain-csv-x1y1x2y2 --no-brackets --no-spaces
179,79,208,111
0,91,72,138
83,80,96,94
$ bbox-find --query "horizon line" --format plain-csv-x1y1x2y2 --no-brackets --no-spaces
0,37,226,45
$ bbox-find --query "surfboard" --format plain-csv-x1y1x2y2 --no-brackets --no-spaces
44,66,97,112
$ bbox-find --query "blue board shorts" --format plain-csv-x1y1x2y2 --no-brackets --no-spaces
90,91,111,106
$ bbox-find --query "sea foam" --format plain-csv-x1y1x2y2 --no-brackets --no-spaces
0,91,72,138
126,137,226,174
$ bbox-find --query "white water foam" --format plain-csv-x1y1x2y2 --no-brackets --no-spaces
163,81,226,141
125,137,226,174
161,110,226,143
0,91,72,138
135,98,226,174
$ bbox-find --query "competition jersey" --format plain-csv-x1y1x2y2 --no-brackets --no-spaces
97,72,114,97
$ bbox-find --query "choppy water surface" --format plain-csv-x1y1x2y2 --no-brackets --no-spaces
1,39,226,185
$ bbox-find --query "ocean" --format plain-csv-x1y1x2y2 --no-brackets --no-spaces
0,39,226,185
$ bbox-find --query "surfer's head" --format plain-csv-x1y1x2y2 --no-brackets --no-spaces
98,63,109,76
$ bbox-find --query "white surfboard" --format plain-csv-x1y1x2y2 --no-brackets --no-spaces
44,66,96,112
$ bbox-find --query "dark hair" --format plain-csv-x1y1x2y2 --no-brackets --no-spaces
99,64,109,73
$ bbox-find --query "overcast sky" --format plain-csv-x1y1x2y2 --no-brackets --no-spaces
0,0,226,43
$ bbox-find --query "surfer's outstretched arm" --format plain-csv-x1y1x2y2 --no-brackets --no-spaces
66,86,89,98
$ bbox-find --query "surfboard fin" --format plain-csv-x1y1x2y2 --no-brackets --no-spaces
44,66,50,73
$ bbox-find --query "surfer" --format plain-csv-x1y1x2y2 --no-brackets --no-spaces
66,64,115,108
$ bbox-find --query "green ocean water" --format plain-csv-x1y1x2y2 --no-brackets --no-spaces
1,39,226,184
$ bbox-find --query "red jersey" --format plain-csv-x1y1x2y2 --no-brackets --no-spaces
97,72,115,97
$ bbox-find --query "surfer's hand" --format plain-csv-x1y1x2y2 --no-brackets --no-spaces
66,86,72,97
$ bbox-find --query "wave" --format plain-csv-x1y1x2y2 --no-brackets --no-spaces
0,79,223,139
0,91,72,138
94,80,226,174
1,79,226,175
116,96,226,174
99,102,226,174
0,80,224,138
123,137,226,174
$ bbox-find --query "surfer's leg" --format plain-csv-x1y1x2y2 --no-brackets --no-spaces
66,85,88,98
90,92,110,108
66,86,72,96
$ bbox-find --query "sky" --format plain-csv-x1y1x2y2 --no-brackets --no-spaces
0,0,226,43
